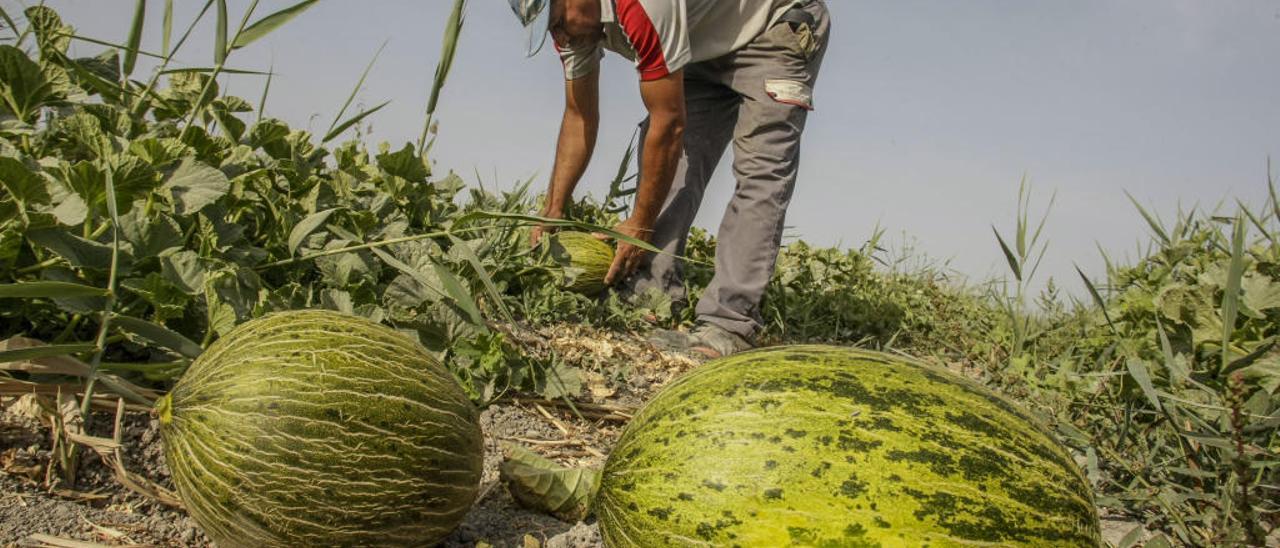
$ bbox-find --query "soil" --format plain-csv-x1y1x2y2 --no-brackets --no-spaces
0,325,1164,547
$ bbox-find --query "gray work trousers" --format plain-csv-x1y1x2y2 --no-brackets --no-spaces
629,0,831,340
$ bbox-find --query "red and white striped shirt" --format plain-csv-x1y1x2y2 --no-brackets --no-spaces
558,0,800,81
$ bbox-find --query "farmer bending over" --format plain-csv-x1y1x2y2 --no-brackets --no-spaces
511,0,830,358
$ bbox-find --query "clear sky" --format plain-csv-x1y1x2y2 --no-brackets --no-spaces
31,0,1280,296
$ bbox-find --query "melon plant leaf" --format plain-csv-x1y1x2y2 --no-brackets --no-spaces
1241,274,1280,314
26,228,118,271
118,209,184,259
112,314,203,359
1238,354,1280,394
24,6,72,60
231,0,318,51
288,207,339,256
205,290,237,339
161,250,210,295
499,441,599,521
0,157,51,206
0,281,106,299
376,143,430,182
0,45,56,122
162,158,230,215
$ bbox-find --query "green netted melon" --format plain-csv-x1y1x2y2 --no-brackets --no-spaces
155,310,483,547
548,231,615,295
597,346,1101,547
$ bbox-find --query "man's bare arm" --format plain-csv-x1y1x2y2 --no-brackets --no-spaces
605,69,686,284
541,71,601,221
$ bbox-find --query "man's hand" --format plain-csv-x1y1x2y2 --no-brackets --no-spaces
603,218,654,286
530,218,559,247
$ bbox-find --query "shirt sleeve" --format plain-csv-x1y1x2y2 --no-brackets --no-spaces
616,0,691,81
557,41,604,81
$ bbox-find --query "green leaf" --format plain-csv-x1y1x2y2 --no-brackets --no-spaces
231,0,318,50
214,0,228,65
432,262,485,328
1239,353,1280,394
123,0,146,76
162,158,230,215
1124,357,1163,412
0,156,51,206
288,207,339,256
120,273,190,322
24,6,72,59
118,208,183,258
499,442,600,521
112,314,203,359
0,45,56,123
0,281,106,299
205,290,237,338
1075,264,1115,334
1241,273,1280,313
0,343,96,364
323,100,389,143
26,228,118,270
1221,214,1246,369
1125,191,1170,246
449,235,513,324
162,0,174,56
992,226,1021,281
161,250,210,295
375,142,430,182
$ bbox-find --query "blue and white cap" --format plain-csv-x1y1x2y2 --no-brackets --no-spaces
508,0,552,57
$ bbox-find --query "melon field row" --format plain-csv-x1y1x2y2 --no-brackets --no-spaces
1,4,1277,546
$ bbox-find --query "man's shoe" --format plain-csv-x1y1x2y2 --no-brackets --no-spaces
648,322,754,359
688,322,754,359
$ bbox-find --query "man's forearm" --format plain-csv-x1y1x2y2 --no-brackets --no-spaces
544,111,597,216
631,114,684,227
544,76,600,218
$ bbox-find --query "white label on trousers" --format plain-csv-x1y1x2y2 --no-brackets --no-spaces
765,79,814,110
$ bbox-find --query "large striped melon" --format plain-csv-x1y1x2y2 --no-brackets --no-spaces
548,231,614,295
597,346,1100,547
155,310,483,547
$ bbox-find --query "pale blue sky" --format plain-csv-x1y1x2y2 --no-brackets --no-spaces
30,1,1280,295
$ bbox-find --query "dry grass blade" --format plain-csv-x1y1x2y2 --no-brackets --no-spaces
23,534,139,548
0,379,152,412
61,399,183,509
